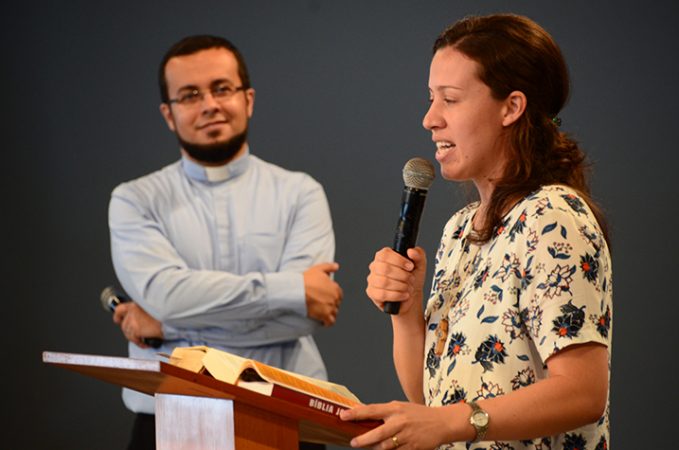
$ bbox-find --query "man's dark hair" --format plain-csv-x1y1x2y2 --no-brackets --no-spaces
158,35,251,103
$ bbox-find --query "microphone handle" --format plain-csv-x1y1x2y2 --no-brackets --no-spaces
141,337,164,348
384,187,427,315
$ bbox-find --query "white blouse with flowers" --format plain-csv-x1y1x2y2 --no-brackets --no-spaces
423,185,612,450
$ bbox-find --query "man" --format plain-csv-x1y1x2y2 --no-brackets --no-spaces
108,35,342,449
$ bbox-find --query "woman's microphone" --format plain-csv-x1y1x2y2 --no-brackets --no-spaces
383,157,435,315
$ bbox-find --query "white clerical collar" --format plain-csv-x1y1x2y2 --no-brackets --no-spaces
181,148,251,183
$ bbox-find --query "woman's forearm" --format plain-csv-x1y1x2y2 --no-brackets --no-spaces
392,311,426,403
440,343,609,443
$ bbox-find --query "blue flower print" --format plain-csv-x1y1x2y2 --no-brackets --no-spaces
474,335,508,372
547,241,573,260
426,344,441,377
577,224,602,251
552,300,586,339
594,435,608,450
531,196,553,219
539,264,576,299
494,216,511,237
452,223,466,240
510,368,536,390
502,306,527,342
591,305,611,338
580,253,599,283
508,209,528,242
520,437,552,449
517,255,535,291
563,433,587,450
441,384,467,405
525,228,539,253
521,297,544,338
561,194,588,215
474,265,490,290
475,377,505,399
447,332,468,359
494,253,520,282
489,442,516,450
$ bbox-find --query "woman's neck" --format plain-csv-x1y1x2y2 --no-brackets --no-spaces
472,181,495,231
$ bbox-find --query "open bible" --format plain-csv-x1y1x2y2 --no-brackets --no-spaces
169,346,365,418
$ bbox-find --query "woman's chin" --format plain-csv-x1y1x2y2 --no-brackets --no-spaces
438,165,464,182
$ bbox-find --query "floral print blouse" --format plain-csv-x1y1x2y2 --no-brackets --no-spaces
424,185,612,450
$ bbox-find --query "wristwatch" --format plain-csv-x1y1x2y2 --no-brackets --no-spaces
468,400,490,442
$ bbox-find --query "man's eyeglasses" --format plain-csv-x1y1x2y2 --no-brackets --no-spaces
168,84,246,106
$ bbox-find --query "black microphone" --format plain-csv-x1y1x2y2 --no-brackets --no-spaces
100,286,164,348
383,157,435,315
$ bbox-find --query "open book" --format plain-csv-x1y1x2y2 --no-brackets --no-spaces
169,346,363,417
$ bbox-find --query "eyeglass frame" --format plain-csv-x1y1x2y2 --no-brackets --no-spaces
166,84,247,106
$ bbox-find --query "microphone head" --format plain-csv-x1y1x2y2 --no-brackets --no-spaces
100,286,117,312
402,157,435,190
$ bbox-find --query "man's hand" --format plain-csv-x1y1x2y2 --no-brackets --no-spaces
303,262,343,326
112,301,163,348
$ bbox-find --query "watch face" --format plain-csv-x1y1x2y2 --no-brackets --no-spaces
473,411,489,427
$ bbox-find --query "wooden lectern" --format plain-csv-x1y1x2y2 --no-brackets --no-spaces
43,351,376,449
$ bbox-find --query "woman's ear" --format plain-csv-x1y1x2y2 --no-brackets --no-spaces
502,91,527,127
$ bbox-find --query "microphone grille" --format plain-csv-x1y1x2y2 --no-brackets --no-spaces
100,286,115,311
402,157,435,190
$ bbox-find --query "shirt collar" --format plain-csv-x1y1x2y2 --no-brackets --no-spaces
181,147,251,183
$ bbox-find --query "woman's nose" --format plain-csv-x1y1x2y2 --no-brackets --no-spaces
422,102,443,130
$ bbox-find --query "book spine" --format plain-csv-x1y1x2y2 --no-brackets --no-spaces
270,384,351,418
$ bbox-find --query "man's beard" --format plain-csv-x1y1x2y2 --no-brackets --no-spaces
177,128,248,165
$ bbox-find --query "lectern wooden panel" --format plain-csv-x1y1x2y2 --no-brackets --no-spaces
156,394,237,449
43,351,375,449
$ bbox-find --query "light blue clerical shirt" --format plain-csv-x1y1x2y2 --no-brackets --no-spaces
109,149,334,413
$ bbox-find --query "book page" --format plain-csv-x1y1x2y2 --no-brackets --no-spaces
237,380,275,396
201,348,250,384
289,372,360,401
169,346,209,373
249,360,361,408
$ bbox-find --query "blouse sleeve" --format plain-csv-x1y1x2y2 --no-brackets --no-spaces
517,190,613,363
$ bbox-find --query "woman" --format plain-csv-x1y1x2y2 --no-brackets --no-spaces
340,14,612,450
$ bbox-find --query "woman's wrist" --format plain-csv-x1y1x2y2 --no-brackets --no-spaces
391,305,425,334
440,403,479,444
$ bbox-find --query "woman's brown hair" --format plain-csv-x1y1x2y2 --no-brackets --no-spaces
434,14,609,245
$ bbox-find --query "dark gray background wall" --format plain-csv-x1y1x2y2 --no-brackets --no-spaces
3,1,677,448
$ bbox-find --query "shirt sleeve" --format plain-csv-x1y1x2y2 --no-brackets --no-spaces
108,174,334,346
517,191,613,363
